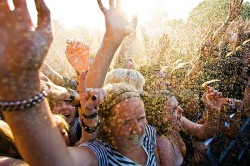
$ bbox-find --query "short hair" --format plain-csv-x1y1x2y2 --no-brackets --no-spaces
105,68,145,94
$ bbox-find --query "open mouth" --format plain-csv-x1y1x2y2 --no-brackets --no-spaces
63,114,70,119
176,116,182,127
130,135,140,143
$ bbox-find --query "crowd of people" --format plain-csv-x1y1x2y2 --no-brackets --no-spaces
0,0,250,166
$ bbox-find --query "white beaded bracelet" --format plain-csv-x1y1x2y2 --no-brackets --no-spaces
0,84,49,111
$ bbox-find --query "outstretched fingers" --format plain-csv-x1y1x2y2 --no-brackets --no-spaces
0,0,10,12
35,0,51,35
116,0,121,8
131,14,138,29
97,0,107,14
109,0,114,8
13,0,33,26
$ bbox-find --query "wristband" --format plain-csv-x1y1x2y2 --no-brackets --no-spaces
80,118,98,133
64,89,75,103
83,112,98,119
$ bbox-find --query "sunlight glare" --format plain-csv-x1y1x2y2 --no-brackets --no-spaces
7,0,14,10
121,0,154,25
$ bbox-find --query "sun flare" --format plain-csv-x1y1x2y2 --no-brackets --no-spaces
24,0,206,29
121,0,154,25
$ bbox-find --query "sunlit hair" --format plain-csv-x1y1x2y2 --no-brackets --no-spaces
104,68,145,94
141,90,174,136
52,114,70,132
138,64,161,91
0,120,20,158
138,64,171,91
98,83,140,145
0,120,14,143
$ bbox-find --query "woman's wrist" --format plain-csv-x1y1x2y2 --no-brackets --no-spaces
0,83,49,111
0,72,40,99
103,34,123,48
80,116,99,133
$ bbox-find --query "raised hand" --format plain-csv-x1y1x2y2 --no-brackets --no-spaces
65,39,90,73
226,0,243,22
202,86,223,110
40,73,69,102
97,0,137,44
0,0,52,99
78,71,106,112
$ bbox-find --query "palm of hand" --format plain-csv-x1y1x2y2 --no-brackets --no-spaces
0,3,52,77
227,0,243,22
103,6,137,43
202,87,223,109
65,40,90,72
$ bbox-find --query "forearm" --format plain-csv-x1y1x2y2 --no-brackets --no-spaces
41,62,66,87
86,35,123,88
3,92,73,166
77,108,99,144
212,21,231,44
181,116,205,140
182,108,220,140
199,107,221,139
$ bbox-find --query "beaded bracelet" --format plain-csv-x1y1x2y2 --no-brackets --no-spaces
0,84,49,111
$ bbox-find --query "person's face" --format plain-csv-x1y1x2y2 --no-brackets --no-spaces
53,101,76,126
108,97,147,152
163,96,184,132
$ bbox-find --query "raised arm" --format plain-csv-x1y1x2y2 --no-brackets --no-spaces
184,0,243,85
0,1,97,165
212,0,243,44
40,73,80,107
86,0,137,88
41,61,78,90
181,87,222,140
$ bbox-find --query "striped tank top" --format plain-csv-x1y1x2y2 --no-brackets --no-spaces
79,124,158,166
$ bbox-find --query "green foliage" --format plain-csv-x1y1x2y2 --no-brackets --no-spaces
242,2,250,20
188,0,250,27
188,0,229,27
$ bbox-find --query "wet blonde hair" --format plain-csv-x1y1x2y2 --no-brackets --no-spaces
104,68,145,94
0,120,20,158
52,114,70,132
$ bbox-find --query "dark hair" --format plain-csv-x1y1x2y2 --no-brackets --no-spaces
141,90,174,136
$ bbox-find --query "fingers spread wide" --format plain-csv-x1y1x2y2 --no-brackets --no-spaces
97,0,106,14
35,0,51,34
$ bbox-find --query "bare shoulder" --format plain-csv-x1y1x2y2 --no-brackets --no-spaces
68,146,98,166
156,136,177,166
